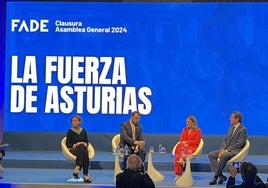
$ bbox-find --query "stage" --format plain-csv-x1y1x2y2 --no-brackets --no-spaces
0,151,268,188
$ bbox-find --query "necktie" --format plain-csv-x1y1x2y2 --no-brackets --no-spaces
132,125,136,140
232,126,236,136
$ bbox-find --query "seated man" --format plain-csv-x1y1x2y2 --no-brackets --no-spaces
226,161,266,188
119,111,146,172
208,111,247,185
116,154,155,188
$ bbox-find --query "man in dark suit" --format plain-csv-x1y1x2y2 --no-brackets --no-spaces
116,154,155,188
119,111,146,171
208,111,247,185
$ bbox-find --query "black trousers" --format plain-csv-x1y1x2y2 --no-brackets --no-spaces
70,144,89,175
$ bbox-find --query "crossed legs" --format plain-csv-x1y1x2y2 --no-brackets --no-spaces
70,144,91,183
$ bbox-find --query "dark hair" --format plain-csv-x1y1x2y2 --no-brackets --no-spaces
240,162,257,184
232,111,243,123
71,115,82,122
131,111,140,117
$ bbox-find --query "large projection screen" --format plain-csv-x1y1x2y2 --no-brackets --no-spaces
4,2,268,135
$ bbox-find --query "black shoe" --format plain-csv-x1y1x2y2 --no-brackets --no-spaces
209,177,217,185
218,175,227,184
84,177,92,183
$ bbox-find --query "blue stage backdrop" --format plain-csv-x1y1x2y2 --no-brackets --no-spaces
4,2,268,135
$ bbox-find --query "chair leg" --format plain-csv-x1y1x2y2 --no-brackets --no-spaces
114,155,123,184
147,152,164,182
176,157,193,187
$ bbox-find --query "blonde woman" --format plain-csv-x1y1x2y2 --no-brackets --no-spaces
173,115,202,180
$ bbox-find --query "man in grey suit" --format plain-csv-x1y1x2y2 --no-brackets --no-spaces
208,111,247,185
119,111,146,171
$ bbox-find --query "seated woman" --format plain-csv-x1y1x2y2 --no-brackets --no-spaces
173,115,202,180
65,115,92,183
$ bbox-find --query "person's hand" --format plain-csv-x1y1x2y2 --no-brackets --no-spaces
136,141,145,147
77,142,87,147
73,142,87,148
83,142,87,147
132,145,140,153
218,149,227,159
181,141,188,147
229,165,237,177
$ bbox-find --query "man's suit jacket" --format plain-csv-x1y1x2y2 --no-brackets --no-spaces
119,121,143,147
222,124,247,155
226,176,266,188
116,169,155,188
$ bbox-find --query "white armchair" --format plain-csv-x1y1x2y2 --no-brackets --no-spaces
112,134,123,183
172,138,204,187
228,139,250,164
60,136,95,182
61,136,95,161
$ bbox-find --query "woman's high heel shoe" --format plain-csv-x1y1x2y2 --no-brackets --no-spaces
174,175,181,181
83,176,92,183
177,159,185,167
73,166,80,179
73,173,79,179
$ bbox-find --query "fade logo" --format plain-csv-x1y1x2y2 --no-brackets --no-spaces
11,19,49,32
